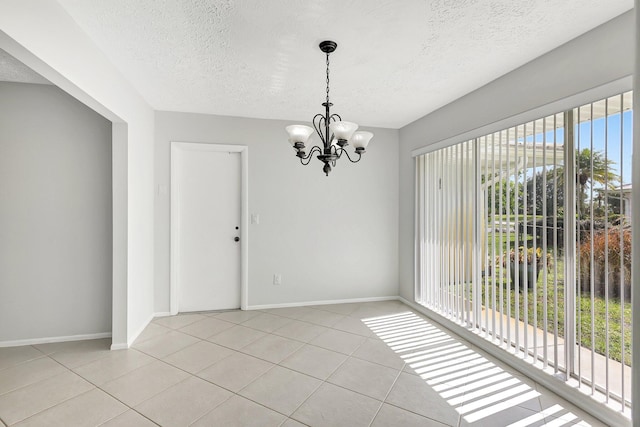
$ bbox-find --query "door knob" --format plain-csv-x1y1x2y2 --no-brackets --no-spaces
234,236,240,242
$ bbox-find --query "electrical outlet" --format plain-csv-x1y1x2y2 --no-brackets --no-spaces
273,273,282,285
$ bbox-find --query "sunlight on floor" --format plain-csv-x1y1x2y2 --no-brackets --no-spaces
362,311,592,426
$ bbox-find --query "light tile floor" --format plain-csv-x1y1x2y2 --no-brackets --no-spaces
0,301,609,426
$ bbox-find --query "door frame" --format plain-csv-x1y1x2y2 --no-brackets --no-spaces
170,141,249,315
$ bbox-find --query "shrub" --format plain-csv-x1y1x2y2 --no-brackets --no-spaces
505,246,552,270
578,227,631,300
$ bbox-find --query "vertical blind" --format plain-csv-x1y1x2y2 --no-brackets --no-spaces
415,91,633,414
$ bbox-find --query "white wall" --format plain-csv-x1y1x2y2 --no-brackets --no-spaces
0,0,155,347
155,112,399,310
398,11,635,300
0,82,112,342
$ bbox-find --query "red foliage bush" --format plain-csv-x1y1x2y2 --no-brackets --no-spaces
578,227,631,300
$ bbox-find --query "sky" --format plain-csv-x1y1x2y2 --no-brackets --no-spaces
522,110,633,186
576,110,633,185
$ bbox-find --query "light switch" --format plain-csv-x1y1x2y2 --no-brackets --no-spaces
251,213,260,224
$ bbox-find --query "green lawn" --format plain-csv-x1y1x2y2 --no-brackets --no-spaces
492,214,544,222
484,259,632,366
486,234,531,254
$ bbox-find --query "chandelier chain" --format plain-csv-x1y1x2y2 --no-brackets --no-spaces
326,53,330,105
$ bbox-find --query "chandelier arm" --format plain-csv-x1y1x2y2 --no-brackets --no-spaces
333,145,341,159
329,145,338,158
299,146,323,165
312,114,327,145
327,114,344,147
336,147,362,164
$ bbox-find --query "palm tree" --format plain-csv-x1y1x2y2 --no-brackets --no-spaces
552,149,618,218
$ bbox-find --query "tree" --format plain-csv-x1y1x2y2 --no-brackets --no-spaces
486,177,521,216
551,149,617,219
525,169,564,218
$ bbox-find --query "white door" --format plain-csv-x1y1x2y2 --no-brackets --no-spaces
172,144,241,312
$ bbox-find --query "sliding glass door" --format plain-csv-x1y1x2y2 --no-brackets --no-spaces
415,91,633,414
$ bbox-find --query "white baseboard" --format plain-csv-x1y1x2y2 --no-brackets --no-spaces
125,312,156,348
0,332,112,348
397,296,413,306
112,311,164,350
246,296,399,311
153,312,172,318
110,342,128,351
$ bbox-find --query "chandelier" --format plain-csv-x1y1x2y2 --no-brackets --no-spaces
285,40,373,176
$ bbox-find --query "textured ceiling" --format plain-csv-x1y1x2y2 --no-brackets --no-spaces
56,0,632,129
0,49,50,85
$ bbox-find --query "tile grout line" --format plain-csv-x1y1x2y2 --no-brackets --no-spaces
3,302,600,427
0,304,405,427
173,307,377,344
285,338,362,425
182,391,234,426
0,344,117,423
6,357,97,426
0,346,47,375
363,316,459,427
127,336,272,425
178,312,374,368
49,353,163,426
15,387,130,427
36,338,115,367
365,362,403,427
218,325,362,421
0,357,58,398
181,320,349,425
366,316,469,427
0,341,113,394
69,337,221,426
26,306,409,425
125,325,310,424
